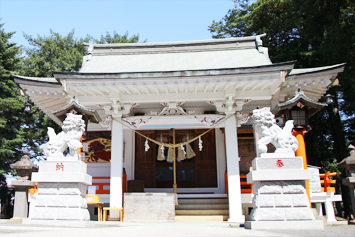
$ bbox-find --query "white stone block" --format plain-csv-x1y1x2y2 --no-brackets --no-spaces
37,183,58,195
259,195,275,207
58,183,86,195
68,196,87,208
285,208,315,220
32,172,92,185
250,208,285,221
282,181,306,194
46,195,68,207
35,196,47,207
56,208,90,221
124,193,175,222
30,207,56,220
293,194,309,207
247,170,312,182
274,194,292,207
38,161,87,173
257,182,282,194
252,157,303,170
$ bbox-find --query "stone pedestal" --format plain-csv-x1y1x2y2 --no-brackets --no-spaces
123,193,177,222
342,177,355,218
11,180,35,219
28,159,92,221
337,146,355,218
245,155,323,230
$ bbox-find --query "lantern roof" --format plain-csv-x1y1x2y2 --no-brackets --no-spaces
337,145,355,168
51,96,101,123
10,150,38,171
272,89,326,117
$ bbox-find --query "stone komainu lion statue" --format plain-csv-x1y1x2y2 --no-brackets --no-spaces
252,107,298,155
43,113,85,159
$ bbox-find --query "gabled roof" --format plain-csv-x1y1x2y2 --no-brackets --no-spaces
80,35,272,73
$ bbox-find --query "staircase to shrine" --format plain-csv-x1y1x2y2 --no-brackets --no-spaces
175,195,229,222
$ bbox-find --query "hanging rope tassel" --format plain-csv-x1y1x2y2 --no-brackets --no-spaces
157,145,165,161
144,139,150,152
198,136,203,151
167,147,175,162
177,144,186,161
186,143,196,159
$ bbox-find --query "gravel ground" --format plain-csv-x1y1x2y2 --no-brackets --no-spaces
0,221,354,237
269,224,355,236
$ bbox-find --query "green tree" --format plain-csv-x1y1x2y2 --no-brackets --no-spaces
16,29,147,159
209,0,355,218
93,31,146,44
0,22,24,173
21,29,91,77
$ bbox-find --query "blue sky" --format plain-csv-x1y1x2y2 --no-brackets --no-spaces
0,0,236,47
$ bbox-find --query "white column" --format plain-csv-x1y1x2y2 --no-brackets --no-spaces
109,118,124,218
225,114,244,222
315,203,323,216
325,194,337,223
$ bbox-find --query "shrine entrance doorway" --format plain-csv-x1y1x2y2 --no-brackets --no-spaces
134,129,217,189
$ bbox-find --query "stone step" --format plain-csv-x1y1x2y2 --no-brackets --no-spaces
175,209,229,215
175,215,229,222
175,204,229,210
177,198,228,205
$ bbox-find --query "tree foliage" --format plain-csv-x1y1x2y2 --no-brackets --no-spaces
20,30,91,77
0,22,24,173
93,31,146,44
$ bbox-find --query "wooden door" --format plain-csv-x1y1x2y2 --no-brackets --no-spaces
194,129,217,187
134,130,156,188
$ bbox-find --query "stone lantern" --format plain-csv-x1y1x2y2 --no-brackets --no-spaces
10,150,38,219
272,89,326,131
337,145,355,217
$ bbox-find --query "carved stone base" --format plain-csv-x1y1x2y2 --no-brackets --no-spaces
246,155,323,229
29,160,92,221
249,181,314,221
123,193,177,222
29,183,89,221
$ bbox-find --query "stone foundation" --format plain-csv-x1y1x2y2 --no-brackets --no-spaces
246,156,323,229
29,160,91,221
250,181,314,221
123,193,177,222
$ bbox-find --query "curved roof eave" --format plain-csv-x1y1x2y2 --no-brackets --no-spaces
13,75,61,87
52,61,296,80
287,63,346,80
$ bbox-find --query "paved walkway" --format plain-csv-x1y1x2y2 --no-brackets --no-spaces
0,221,354,237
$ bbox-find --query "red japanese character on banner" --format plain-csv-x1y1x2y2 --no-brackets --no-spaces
276,159,284,168
56,163,64,171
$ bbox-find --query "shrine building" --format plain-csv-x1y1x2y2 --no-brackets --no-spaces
14,34,345,222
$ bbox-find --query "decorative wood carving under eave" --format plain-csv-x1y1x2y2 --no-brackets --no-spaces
122,117,154,128
158,102,187,115
99,116,113,128
236,112,250,127
193,115,225,127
